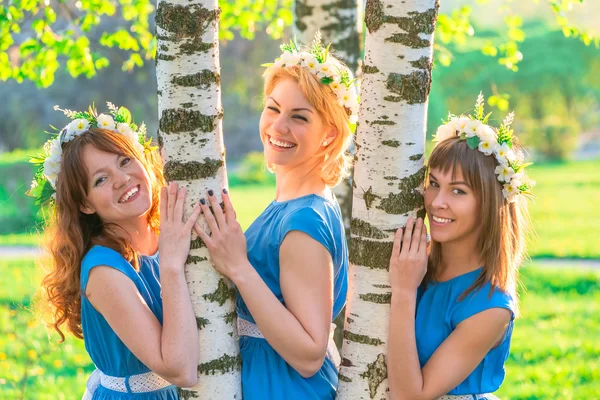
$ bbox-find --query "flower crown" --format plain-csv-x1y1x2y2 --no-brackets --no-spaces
433,93,534,202
27,102,155,206
263,33,359,129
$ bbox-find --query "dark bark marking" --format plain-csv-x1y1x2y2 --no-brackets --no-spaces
386,71,432,105
197,353,242,375
344,330,384,346
202,278,236,306
164,158,223,181
349,236,392,270
360,353,387,399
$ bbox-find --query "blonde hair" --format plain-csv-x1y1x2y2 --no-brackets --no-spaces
262,59,354,187
37,128,165,341
425,138,531,306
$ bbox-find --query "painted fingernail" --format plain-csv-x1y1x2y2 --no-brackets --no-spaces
223,188,228,194
208,190,214,196
200,198,206,205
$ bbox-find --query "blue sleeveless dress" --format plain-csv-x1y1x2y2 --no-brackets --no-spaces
236,194,349,400
80,245,178,399
415,267,516,397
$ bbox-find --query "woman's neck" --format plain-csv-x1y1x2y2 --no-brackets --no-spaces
109,217,158,256
437,235,482,281
274,162,329,202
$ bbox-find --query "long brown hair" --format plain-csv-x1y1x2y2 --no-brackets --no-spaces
262,60,354,187
37,128,165,341
424,137,531,304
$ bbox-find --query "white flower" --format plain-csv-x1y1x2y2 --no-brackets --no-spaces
301,55,319,74
510,172,524,188
117,123,139,145
494,142,512,164
502,183,518,201
43,156,61,188
454,116,470,133
478,138,495,156
63,118,90,142
476,124,496,142
30,179,38,191
281,52,302,66
117,122,133,136
329,81,342,91
434,122,457,143
96,114,115,130
349,113,358,124
464,120,482,138
273,57,285,68
494,164,515,183
317,62,335,78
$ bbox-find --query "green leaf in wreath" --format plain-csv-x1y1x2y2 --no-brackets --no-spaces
117,107,132,124
466,135,481,149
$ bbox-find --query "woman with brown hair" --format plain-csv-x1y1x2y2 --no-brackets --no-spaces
386,95,533,400
31,104,200,399
193,36,355,399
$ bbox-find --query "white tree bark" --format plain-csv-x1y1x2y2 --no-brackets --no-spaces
293,0,362,236
337,0,439,398
293,0,362,73
155,0,241,398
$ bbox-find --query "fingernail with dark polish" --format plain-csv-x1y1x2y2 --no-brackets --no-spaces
223,188,228,194
200,198,206,205
208,190,214,196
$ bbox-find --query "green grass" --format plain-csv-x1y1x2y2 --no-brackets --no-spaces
497,265,600,399
0,232,42,246
1,258,598,398
526,160,600,259
0,258,94,399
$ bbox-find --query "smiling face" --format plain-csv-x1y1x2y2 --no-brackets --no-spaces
80,144,153,225
424,166,481,246
259,78,336,172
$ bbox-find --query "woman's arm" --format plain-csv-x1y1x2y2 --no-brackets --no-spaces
86,268,199,387
235,232,333,377
387,218,511,400
388,290,511,400
86,183,200,387
195,190,333,378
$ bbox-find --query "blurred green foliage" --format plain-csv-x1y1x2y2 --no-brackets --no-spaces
1,0,597,87
0,0,292,88
428,23,600,160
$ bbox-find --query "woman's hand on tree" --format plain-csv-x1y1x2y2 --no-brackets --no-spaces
193,189,249,281
389,217,428,295
159,182,202,273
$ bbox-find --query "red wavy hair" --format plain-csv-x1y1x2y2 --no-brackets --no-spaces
37,128,165,341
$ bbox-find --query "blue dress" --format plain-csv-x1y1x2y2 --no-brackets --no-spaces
415,267,515,396
80,245,178,399
236,194,349,400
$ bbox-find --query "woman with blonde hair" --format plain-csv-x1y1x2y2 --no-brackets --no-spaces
386,95,533,400
194,36,355,399
31,104,200,399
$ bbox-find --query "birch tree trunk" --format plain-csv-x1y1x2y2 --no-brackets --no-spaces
293,0,361,74
337,0,439,398
155,1,241,397
293,0,362,235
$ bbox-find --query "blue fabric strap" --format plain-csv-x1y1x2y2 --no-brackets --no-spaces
125,375,132,393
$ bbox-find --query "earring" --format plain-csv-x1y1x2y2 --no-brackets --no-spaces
322,140,329,146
